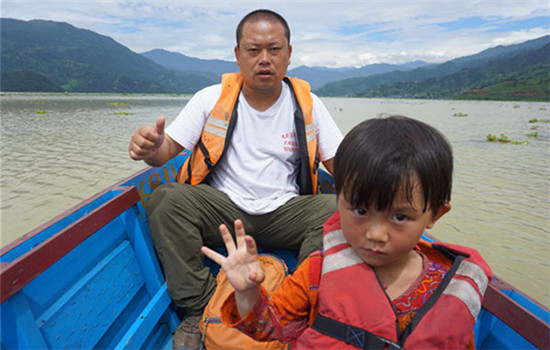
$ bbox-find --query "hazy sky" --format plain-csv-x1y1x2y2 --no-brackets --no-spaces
2,0,549,68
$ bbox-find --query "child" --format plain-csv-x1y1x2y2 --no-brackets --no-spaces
202,115,493,349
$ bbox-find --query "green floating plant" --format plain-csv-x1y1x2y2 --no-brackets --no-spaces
453,112,468,117
35,110,47,114
526,132,538,138
107,102,129,106
529,118,550,123
486,133,527,145
114,112,132,116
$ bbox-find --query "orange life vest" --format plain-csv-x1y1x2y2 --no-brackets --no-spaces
176,73,319,194
297,211,493,349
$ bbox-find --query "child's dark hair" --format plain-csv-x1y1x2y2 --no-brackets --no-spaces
334,115,453,213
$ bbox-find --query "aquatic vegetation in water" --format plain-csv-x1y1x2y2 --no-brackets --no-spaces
107,102,129,106
33,101,47,114
486,133,527,145
453,112,468,117
526,132,538,138
529,118,550,123
114,112,132,116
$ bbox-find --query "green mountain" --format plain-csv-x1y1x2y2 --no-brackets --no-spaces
317,35,550,101
0,18,215,93
2,17,548,101
1,70,64,92
360,43,550,101
141,49,238,80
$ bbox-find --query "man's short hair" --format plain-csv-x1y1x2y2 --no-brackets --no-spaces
236,9,290,46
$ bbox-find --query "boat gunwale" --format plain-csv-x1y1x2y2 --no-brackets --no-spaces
0,164,154,257
0,186,141,303
483,281,550,349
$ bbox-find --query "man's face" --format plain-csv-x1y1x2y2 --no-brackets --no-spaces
235,19,292,95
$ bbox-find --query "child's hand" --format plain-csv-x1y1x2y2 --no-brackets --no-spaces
201,219,265,294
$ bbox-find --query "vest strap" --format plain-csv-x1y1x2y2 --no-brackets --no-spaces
197,140,214,170
312,314,403,350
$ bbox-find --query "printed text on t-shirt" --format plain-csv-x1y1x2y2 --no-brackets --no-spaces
281,132,298,152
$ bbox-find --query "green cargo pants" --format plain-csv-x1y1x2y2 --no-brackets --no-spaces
146,182,337,316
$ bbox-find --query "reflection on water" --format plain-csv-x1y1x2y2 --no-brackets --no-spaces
1,94,549,307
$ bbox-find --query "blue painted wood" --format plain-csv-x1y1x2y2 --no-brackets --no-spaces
23,217,127,317
476,311,537,349
120,204,164,293
0,293,48,349
145,326,173,350
478,287,549,349
38,241,144,349
94,287,151,349
119,152,189,220
116,284,172,349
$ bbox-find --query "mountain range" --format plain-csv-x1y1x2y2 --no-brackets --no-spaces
141,48,432,90
317,35,550,99
0,18,213,93
1,18,548,101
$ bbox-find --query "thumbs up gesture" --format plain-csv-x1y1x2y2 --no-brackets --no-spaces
129,116,166,161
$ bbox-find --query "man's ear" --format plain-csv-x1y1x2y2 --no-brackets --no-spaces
426,203,451,229
234,45,240,66
288,44,292,65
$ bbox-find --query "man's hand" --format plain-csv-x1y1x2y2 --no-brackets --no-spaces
129,116,166,161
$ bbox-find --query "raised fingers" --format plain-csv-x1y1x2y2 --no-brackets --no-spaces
219,223,237,254
244,235,258,257
201,246,225,266
233,219,247,246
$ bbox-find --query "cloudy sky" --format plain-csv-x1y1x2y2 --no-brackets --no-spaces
2,0,549,68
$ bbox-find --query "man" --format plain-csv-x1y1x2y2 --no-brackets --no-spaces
129,9,343,350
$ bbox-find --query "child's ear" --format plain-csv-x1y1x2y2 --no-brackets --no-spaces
426,203,451,229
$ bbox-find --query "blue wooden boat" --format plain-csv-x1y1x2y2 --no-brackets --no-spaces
1,151,549,349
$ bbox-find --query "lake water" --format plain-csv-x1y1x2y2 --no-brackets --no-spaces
1,93,549,308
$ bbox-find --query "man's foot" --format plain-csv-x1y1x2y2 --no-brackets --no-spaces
172,314,202,350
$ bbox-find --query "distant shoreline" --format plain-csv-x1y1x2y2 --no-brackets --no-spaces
1,91,547,103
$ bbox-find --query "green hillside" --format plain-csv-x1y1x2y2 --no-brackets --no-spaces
358,44,550,101
2,17,548,101
1,70,64,92
317,35,550,101
0,18,214,93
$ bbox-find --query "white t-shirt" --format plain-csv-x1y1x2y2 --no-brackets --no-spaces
166,81,343,214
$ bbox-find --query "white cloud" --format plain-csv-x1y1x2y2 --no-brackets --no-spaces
2,0,549,67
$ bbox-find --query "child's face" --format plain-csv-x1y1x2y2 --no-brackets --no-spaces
338,181,450,270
